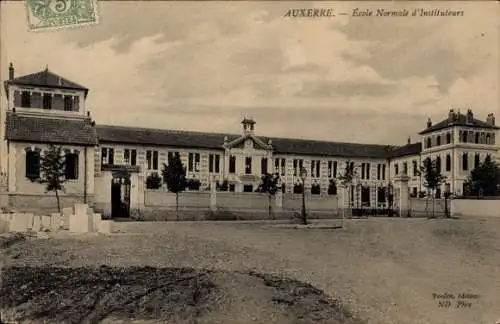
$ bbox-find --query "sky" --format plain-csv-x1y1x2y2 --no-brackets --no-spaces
1,1,499,146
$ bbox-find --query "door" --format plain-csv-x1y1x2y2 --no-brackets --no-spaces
111,176,131,218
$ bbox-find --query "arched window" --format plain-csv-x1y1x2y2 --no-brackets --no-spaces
445,154,451,171
462,153,468,171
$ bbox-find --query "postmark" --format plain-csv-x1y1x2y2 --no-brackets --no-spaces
25,0,99,31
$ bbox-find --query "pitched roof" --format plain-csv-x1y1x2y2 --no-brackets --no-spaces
5,112,99,146
96,125,238,150
419,112,499,135
389,142,422,158
96,124,397,159
4,68,88,97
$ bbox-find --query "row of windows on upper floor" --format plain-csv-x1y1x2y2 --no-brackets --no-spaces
393,153,492,177
424,130,496,149
13,90,80,112
100,148,389,180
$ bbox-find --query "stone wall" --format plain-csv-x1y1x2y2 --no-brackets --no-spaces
451,198,500,218
5,193,93,215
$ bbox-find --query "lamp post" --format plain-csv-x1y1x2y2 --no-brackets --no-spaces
300,167,308,225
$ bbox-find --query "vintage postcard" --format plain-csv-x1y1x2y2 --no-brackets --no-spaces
0,1,499,324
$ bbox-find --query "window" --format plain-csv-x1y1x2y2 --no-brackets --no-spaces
461,131,467,143
229,155,236,173
209,154,214,173
101,148,114,165
43,94,52,109
245,157,252,174
21,91,31,108
436,136,441,146
474,154,480,168
426,137,431,148
311,160,320,178
436,156,441,172
153,151,159,170
361,187,370,207
394,164,399,175
215,154,220,173
280,158,286,176
124,149,137,166
293,159,303,176
147,151,152,170
328,161,337,178
486,133,491,144
360,163,370,179
382,164,386,180
377,187,386,203
261,158,268,175
243,185,253,192
377,164,381,180
475,133,479,144
462,153,468,171
188,153,200,172
446,155,451,171
403,162,408,175
229,184,235,192
25,150,40,180
64,96,73,111
413,160,418,176
446,133,451,144
65,153,79,180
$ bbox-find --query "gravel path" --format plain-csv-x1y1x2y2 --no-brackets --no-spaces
2,217,499,324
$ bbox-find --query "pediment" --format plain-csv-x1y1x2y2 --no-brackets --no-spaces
225,134,271,151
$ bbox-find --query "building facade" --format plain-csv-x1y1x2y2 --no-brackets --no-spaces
1,65,499,216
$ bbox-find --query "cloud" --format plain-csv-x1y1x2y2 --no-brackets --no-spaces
1,1,498,146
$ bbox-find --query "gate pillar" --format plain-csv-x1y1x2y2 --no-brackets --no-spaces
394,175,410,217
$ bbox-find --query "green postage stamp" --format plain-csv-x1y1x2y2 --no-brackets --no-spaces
26,0,99,31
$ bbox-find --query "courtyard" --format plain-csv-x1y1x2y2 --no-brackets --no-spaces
1,217,499,324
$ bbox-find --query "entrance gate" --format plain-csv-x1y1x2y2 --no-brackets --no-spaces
111,171,131,218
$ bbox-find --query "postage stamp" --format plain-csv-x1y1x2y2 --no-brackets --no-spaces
25,0,99,31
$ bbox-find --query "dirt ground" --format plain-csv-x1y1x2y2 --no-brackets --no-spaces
1,217,499,324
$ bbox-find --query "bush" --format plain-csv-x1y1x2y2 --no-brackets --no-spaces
217,180,229,192
145,172,162,189
186,178,201,191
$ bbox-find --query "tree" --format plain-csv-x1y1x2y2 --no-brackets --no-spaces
186,178,201,191
145,172,162,189
161,152,187,221
256,172,280,219
420,157,446,218
327,179,337,195
38,145,67,212
338,161,357,208
464,155,500,196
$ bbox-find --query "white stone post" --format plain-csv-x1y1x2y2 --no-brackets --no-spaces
210,176,217,212
394,175,410,217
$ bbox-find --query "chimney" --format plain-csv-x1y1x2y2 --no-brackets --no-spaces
487,113,495,126
8,62,14,80
407,137,411,145
448,109,455,122
427,117,432,128
466,109,474,124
